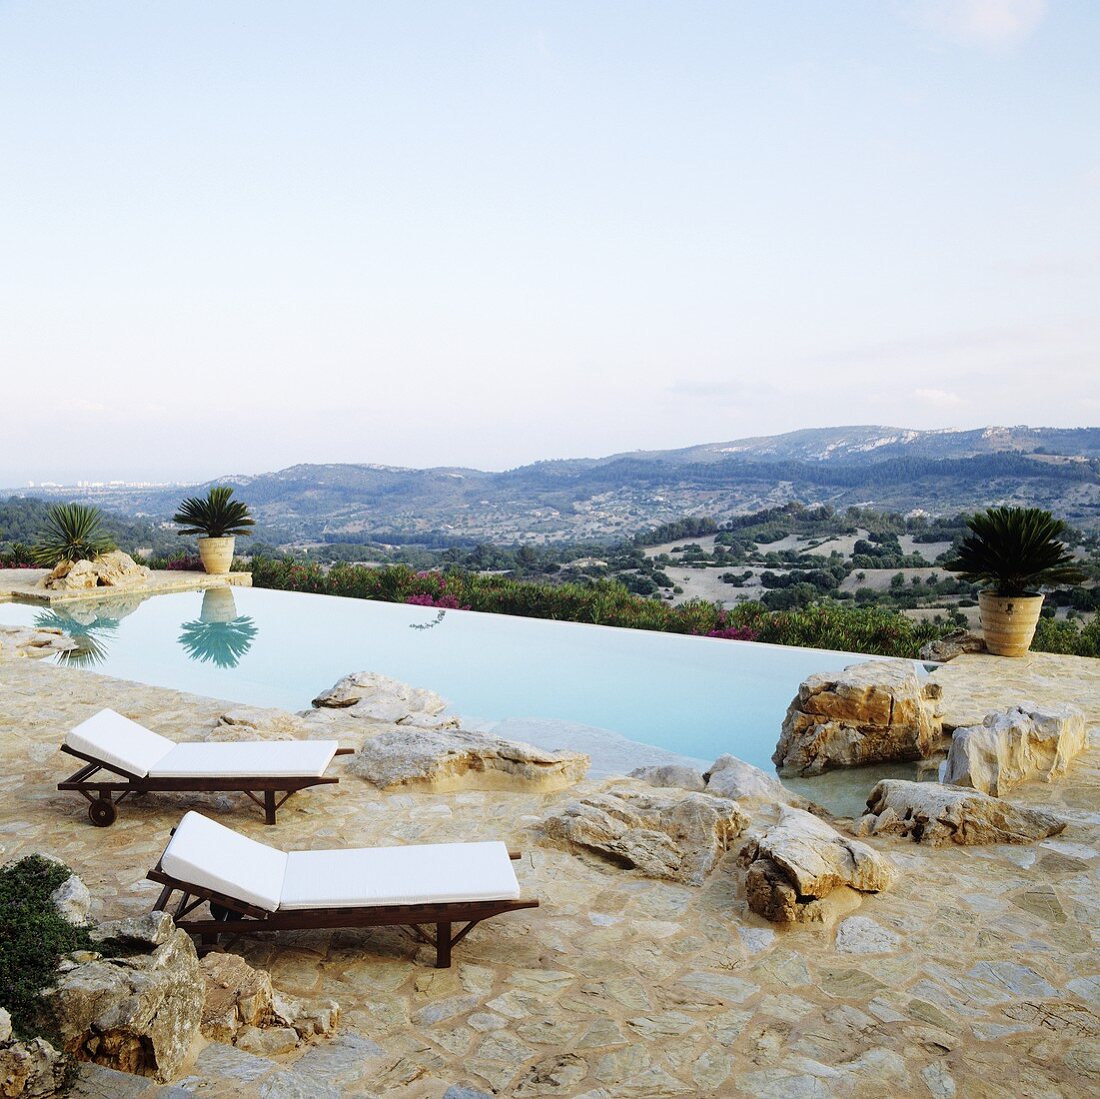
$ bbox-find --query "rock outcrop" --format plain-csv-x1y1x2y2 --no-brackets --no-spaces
49,873,91,926
942,705,1088,796
631,755,795,805
311,671,456,727
40,551,151,591
773,661,943,776
0,625,77,662
704,754,791,804
628,763,707,791
350,727,588,792
0,1008,65,1099
858,779,1067,847
540,783,749,885
211,707,305,742
919,630,986,662
739,806,896,922
200,952,338,1053
45,913,204,1082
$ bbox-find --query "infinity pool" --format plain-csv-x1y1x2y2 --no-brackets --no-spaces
0,586,905,778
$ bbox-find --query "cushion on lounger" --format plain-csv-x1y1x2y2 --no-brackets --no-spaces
148,740,340,779
161,811,287,912
278,840,521,909
66,708,175,778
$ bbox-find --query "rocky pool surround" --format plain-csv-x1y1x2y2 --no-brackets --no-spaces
0,649,1098,1097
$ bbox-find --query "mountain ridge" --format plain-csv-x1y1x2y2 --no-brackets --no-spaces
8,425,1100,541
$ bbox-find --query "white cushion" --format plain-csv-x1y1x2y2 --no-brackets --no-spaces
149,740,339,779
279,840,521,910
66,709,174,778
161,811,287,912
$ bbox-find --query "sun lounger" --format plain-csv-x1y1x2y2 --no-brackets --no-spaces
147,811,539,967
58,708,352,826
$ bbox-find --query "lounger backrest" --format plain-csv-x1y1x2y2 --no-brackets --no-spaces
161,811,287,912
66,709,175,778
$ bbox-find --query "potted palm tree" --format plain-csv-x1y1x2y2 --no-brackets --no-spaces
944,506,1085,657
172,486,255,575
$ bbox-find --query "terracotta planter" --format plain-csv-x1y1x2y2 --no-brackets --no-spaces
197,536,235,575
978,590,1044,657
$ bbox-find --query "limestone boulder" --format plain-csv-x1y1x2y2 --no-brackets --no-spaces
858,779,1066,847
199,950,337,1047
210,707,307,742
704,754,790,804
773,661,943,776
0,625,77,662
540,783,749,885
628,764,706,792
49,873,91,926
90,551,151,589
41,558,98,590
200,953,275,1043
95,912,177,950
942,705,1088,796
43,926,204,1082
631,756,797,806
919,630,986,662
41,552,150,591
272,991,340,1039
311,671,451,725
0,1009,65,1099
739,806,896,922
350,727,588,792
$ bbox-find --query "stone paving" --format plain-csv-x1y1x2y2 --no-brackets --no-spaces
0,568,251,606
1,653,1099,1098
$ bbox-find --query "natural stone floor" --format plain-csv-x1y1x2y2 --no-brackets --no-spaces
933,650,1100,729
1,655,1099,1098
0,568,251,605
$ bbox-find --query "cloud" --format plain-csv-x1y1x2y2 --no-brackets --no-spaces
913,386,965,407
905,0,1048,49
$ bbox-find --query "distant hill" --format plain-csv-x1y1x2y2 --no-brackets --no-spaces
7,425,1100,542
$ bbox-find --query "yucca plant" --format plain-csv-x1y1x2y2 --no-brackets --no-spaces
944,506,1086,596
31,504,113,567
172,486,255,539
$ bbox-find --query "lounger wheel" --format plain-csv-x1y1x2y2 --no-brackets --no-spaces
88,797,117,827
209,903,233,922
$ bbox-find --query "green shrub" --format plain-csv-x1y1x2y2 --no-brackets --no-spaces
1032,614,1100,658
31,503,113,567
0,856,93,1039
248,556,1100,659
250,559,952,658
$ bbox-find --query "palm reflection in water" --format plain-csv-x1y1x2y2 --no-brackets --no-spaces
177,587,258,668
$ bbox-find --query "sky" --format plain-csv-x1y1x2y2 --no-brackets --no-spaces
1,0,1098,484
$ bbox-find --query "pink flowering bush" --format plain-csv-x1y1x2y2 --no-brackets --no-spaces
706,625,759,641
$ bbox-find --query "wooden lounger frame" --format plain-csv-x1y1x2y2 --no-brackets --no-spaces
58,745,354,827
147,849,540,968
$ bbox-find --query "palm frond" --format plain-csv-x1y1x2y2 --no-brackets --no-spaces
177,616,259,668
31,504,113,567
944,506,1086,595
172,486,255,539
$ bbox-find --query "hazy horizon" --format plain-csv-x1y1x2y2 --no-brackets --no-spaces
5,421,1100,490
3,1,1099,485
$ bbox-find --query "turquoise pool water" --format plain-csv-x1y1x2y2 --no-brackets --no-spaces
0,586,907,778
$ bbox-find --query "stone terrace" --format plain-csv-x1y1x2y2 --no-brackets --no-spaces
0,568,251,605
1,654,1098,1098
